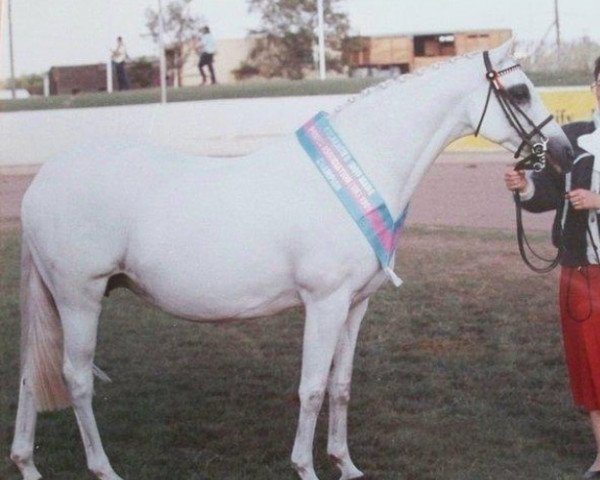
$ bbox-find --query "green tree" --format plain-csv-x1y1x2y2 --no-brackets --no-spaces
519,36,600,73
127,58,157,89
13,74,44,95
246,0,350,80
145,0,203,71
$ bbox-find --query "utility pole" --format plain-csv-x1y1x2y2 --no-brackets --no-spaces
158,0,167,104
317,0,326,80
554,0,561,65
8,0,16,99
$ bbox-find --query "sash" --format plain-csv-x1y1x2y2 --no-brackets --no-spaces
296,111,407,286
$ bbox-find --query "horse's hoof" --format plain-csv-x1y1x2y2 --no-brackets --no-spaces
344,473,367,480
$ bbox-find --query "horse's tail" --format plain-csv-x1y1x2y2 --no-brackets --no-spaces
19,238,71,412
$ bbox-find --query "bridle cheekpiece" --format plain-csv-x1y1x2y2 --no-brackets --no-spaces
474,50,554,173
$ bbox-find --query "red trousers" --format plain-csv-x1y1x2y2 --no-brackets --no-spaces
560,266,600,411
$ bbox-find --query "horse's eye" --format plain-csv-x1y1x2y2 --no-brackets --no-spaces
507,84,531,104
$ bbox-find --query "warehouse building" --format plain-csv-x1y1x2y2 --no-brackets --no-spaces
345,29,512,77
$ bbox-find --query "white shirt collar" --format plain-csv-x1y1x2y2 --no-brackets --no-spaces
579,111,600,165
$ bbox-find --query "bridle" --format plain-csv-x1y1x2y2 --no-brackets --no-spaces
475,50,562,273
474,50,554,172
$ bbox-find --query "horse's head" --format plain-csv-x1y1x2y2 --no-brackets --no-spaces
467,39,573,174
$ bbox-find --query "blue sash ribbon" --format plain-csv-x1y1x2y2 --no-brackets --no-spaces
296,111,407,286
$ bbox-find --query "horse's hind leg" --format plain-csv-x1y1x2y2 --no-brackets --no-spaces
11,379,42,480
58,301,123,480
291,292,351,480
12,240,67,480
327,299,369,480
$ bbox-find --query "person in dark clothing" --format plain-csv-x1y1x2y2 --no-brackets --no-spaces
111,36,130,91
195,26,217,85
505,56,600,480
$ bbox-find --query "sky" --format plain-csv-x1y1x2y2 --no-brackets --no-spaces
0,0,598,79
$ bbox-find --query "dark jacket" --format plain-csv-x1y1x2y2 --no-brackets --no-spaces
521,121,597,266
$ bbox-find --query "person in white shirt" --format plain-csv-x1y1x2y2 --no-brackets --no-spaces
196,26,217,85
111,36,130,91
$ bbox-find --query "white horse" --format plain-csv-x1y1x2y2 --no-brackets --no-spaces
11,40,572,480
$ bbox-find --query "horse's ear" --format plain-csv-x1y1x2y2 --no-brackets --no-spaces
490,38,515,62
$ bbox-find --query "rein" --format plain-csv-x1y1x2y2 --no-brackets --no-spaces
513,191,562,273
475,50,561,273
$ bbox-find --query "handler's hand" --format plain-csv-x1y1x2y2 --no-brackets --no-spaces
504,168,528,193
566,189,600,210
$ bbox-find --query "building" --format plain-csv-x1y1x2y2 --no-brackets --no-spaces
49,64,108,95
48,61,164,95
345,29,512,77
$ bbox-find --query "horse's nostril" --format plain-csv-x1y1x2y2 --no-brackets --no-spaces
565,147,574,160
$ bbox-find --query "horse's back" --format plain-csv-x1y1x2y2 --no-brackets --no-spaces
23,139,253,231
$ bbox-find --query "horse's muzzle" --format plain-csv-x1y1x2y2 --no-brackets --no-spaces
546,135,575,175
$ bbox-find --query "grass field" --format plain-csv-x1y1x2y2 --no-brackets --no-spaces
0,225,594,479
0,79,381,113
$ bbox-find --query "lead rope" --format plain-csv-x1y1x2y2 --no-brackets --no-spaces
513,169,571,273
513,190,563,273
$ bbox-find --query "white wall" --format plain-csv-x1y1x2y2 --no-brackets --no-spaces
0,95,350,170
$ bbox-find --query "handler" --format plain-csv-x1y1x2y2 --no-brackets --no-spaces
505,56,600,479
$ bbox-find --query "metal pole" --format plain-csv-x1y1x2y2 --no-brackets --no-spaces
554,0,561,65
554,0,561,48
8,0,16,98
317,0,326,80
0,0,4,61
158,0,167,104
43,72,49,97
106,58,113,93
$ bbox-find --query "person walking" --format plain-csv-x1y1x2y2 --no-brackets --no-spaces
111,36,130,91
196,26,217,85
505,56,600,479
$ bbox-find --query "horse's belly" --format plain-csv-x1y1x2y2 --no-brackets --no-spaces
126,205,303,321
129,260,302,321
151,289,301,321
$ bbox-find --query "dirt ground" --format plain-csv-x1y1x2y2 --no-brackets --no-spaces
0,152,555,232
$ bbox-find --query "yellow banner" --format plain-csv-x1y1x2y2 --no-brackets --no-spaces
447,87,596,151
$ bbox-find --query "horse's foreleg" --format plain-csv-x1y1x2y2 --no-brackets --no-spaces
59,304,123,480
11,378,42,480
327,299,368,480
291,292,351,480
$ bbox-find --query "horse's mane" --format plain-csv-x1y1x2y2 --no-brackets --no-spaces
333,50,498,115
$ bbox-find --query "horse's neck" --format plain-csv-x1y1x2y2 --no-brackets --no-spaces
331,60,478,218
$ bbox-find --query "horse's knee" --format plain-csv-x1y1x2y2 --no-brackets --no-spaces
329,382,351,406
10,447,33,467
299,387,326,413
10,448,41,480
